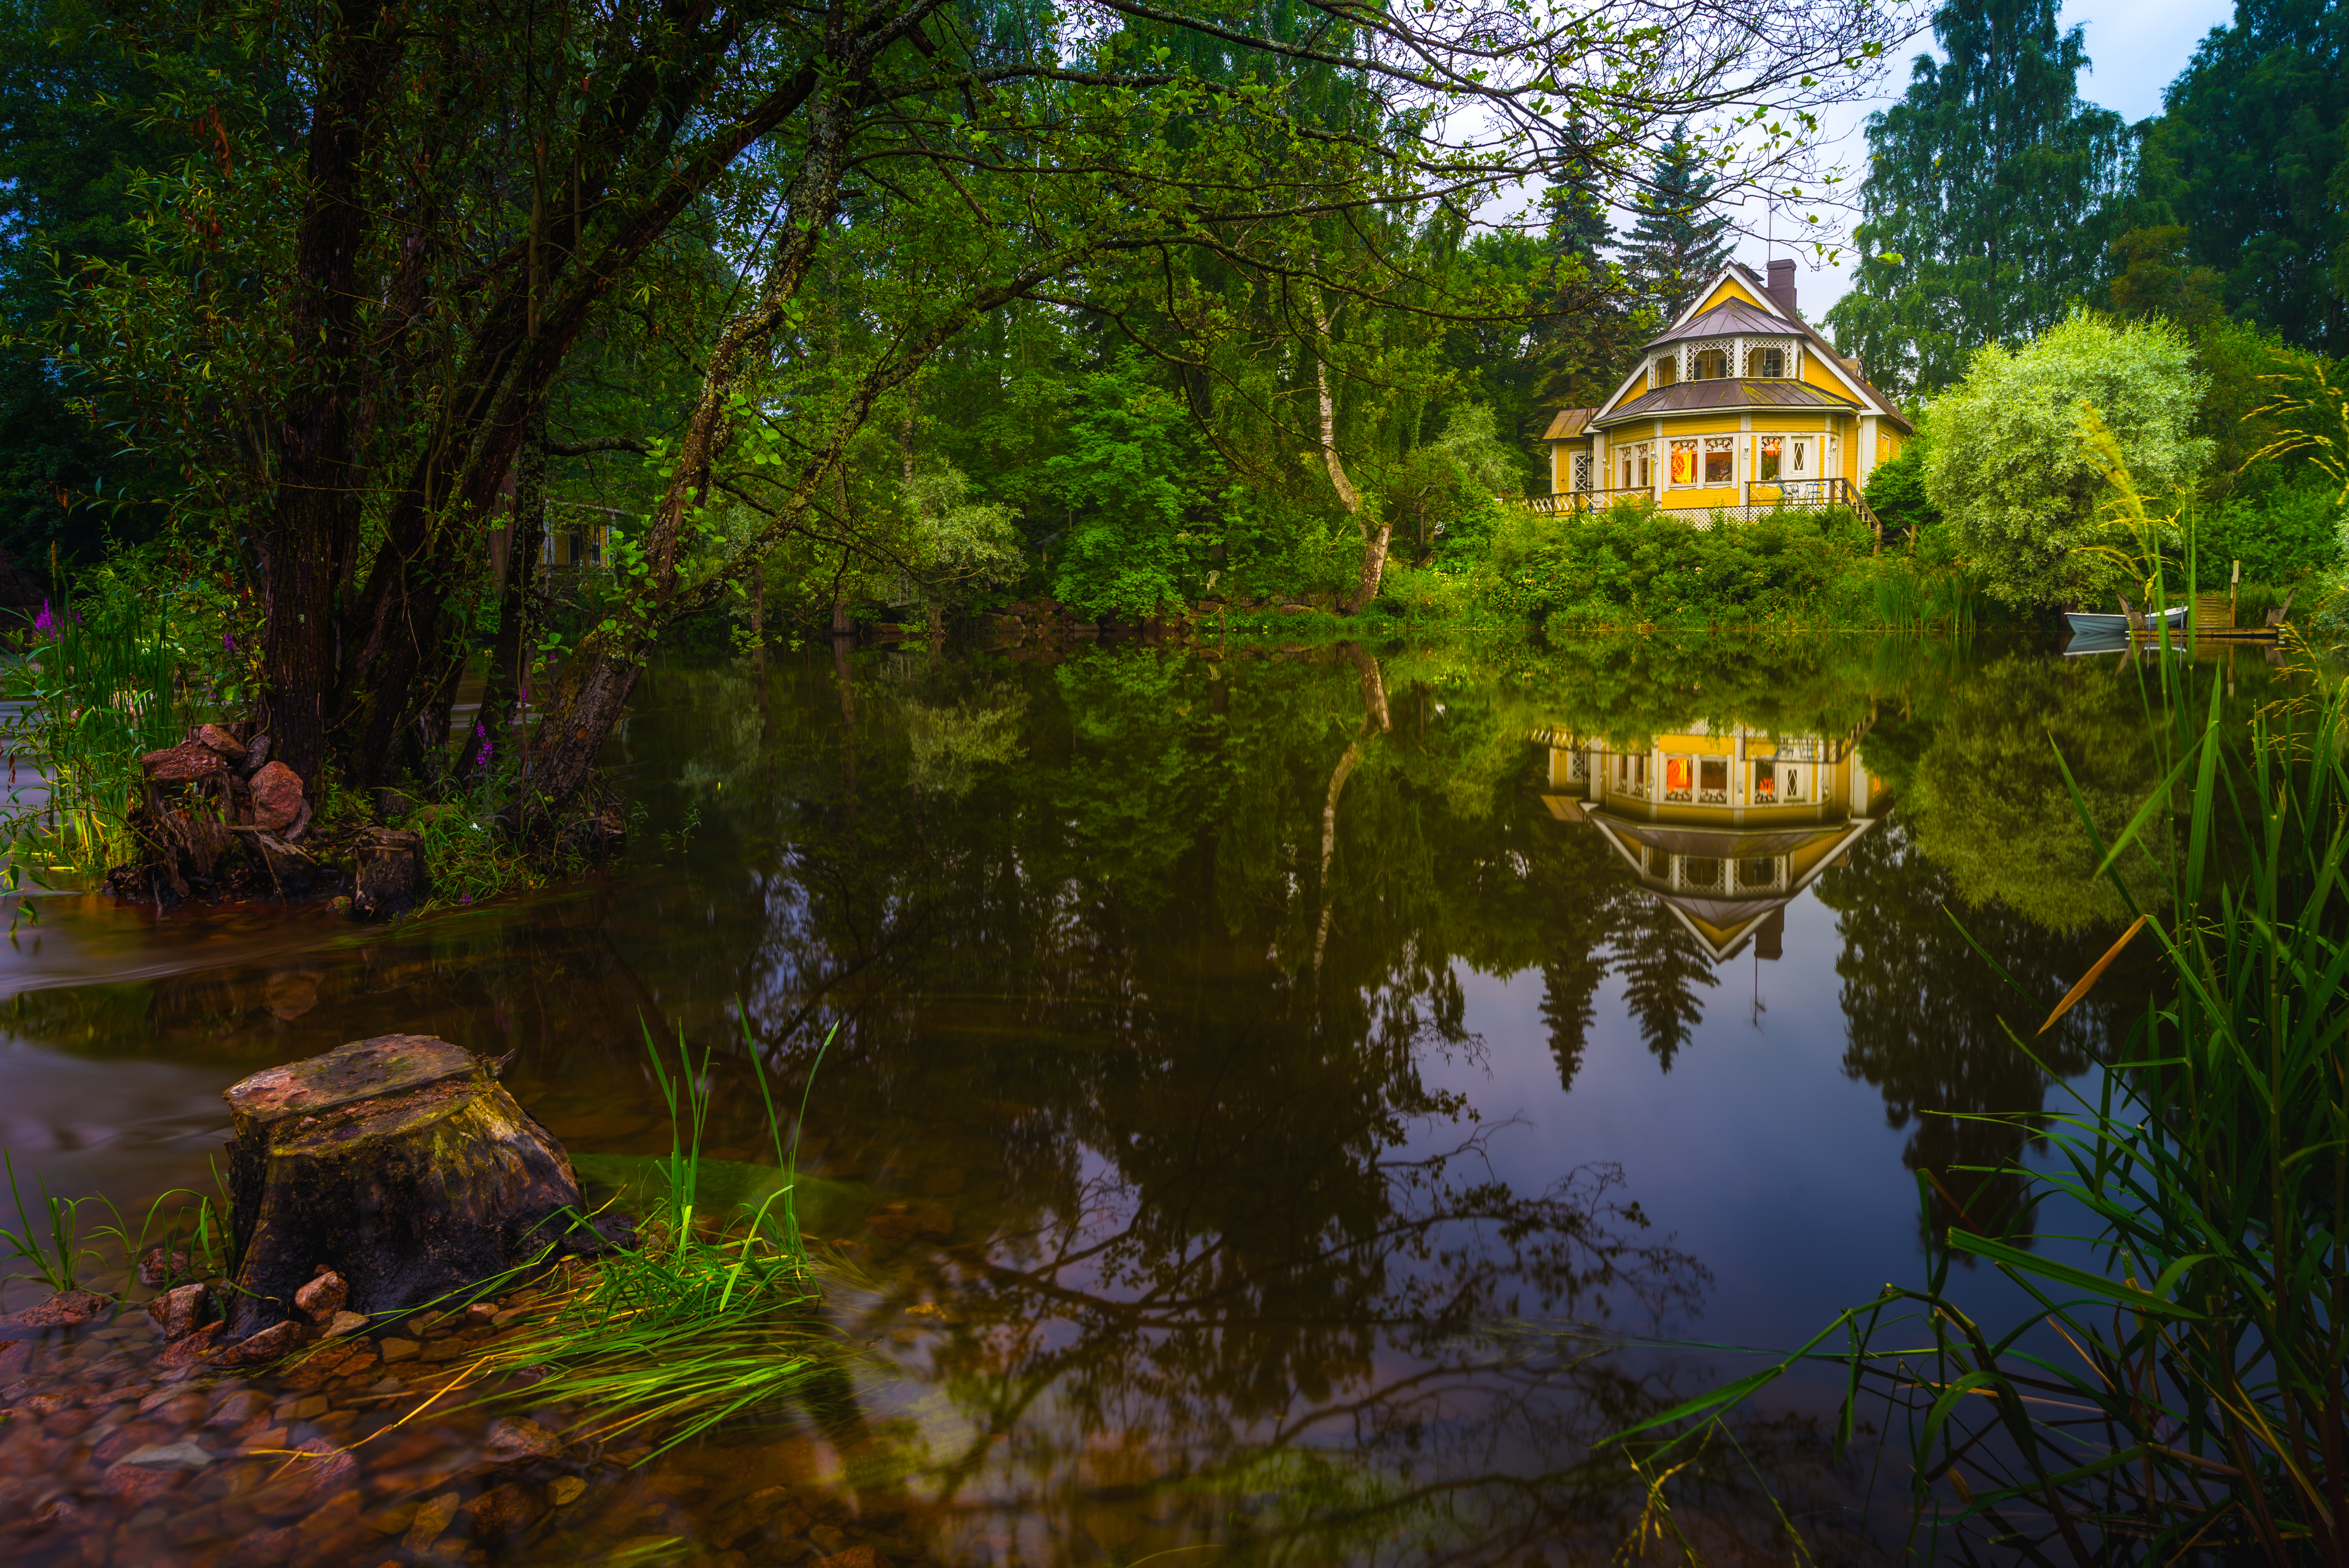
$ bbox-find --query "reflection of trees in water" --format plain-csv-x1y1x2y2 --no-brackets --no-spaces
623,647,1874,1562
1531,826,1718,1087
1816,818,2150,1250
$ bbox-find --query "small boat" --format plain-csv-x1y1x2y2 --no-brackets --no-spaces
2062,604,2190,642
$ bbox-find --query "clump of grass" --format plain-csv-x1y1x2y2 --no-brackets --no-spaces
0,1150,233,1306
460,1017,836,1461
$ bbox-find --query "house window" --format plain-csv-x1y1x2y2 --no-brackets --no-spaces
1748,347,1785,378
1571,453,1592,491
1788,437,1810,476
1693,347,1729,380
1669,439,1697,486
1758,436,1783,481
1699,757,1729,803
1664,755,1693,801
1654,356,1678,388
1738,856,1778,890
1703,437,1734,485
1752,760,1777,803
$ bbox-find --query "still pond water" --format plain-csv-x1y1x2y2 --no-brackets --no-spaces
0,631,2274,1565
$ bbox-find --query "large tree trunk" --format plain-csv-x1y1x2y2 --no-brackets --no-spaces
258,1,401,796
221,1034,609,1341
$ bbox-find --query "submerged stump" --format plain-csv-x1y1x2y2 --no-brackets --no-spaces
221,1034,611,1340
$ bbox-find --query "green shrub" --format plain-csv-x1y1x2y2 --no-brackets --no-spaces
1473,501,1881,624
2191,469,2342,588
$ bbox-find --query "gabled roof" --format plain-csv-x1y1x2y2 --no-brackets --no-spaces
1572,261,1914,435
1542,407,1596,440
1591,378,1857,429
1652,297,1790,344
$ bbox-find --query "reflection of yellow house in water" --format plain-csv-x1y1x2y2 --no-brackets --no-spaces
1533,722,1889,961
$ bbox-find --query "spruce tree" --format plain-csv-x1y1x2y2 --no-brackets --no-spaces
1621,129,1736,319
1825,0,2133,397
1523,160,1650,425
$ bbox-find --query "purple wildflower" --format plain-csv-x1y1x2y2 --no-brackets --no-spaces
32,600,51,636
223,631,236,654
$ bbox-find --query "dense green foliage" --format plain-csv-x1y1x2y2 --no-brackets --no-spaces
1921,312,2210,609
1826,0,2135,398
2145,0,2347,358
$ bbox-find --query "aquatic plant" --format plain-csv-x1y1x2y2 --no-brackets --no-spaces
459,1018,836,1461
1619,626,2349,1560
0,1150,100,1296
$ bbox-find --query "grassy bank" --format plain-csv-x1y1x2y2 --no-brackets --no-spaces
1210,501,1991,635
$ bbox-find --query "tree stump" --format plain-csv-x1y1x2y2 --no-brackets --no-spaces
220,1035,613,1340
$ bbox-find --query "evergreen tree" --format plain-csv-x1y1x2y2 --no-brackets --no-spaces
2142,0,2347,356
1824,1,2134,397
1522,162,1649,434
1621,129,1736,320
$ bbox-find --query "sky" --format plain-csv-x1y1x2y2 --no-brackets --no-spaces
1728,0,2241,324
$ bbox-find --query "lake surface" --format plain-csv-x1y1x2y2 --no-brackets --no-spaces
0,630,2282,1565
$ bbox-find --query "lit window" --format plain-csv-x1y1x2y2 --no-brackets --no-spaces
1669,440,1697,485
1758,437,1782,480
1748,347,1785,378
1752,761,1777,803
1694,347,1729,380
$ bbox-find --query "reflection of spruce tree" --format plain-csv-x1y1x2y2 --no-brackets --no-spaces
1531,821,1645,1092
1817,817,2144,1254
1612,894,1719,1072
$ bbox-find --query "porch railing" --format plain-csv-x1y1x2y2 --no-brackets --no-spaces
1529,476,1889,546
1527,487,1654,515
1746,477,1887,545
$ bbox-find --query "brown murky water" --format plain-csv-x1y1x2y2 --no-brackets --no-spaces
0,633,2277,1566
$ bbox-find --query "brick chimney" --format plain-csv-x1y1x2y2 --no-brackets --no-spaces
1766,259,1798,318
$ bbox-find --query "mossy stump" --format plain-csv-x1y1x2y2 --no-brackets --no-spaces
221,1034,605,1339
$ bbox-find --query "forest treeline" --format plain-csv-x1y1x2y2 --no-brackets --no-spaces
0,0,2341,821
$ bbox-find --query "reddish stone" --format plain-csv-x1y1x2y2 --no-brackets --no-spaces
12,1288,113,1326
138,1246,196,1286
142,742,228,784
149,1282,211,1339
467,1480,547,1539
485,1415,561,1460
195,724,248,762
208,1319,304,1368
246,761,304,832
292,1270,346,1324
92,1421,172,1463
816,1548,893,1568
0,1339,27,1376
158,1323,226,1369
99,1461,186,1506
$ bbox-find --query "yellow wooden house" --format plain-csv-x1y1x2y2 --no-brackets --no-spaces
1541,260,1912,518
1532,718,1889,961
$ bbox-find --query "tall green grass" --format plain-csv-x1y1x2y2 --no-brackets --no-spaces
0,580,187,883
458,1018,837,1462
1618,469,2346,1562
